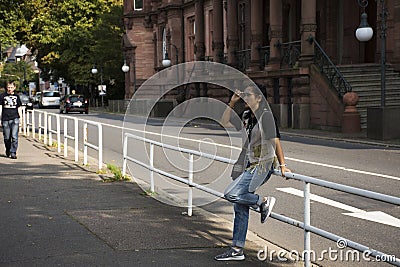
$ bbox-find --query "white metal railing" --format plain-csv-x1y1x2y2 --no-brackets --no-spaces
21,108,27,135
63,116,79,162
37,111,48,144
47,113,61,153
23,110,102,168
83,120,103,170
122,132,400,267
25,109,35,138
122,133,235,216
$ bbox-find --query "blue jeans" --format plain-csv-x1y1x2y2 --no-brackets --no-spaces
224,166,273,248
2,118,20,155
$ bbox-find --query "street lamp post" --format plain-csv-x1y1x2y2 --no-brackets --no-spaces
91,61,131,109
91,65,104,107
356,0,386,107
355,0,373,42
58,78,63,94
122,60,130,73
122,59,130,102
162,44,179,67
379,0,387,108
15,46,24,91
356,0,398,140
162,44,184,102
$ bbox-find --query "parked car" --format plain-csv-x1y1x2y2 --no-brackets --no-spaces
19,94,33,110
59,94,89,114
39,90,60,108
32,92,41,105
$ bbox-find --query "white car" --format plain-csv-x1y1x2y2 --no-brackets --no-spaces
39,90,60,108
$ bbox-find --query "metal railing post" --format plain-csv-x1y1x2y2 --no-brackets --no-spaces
64,118,68,158
83,122,88,165
48,114,52,146
74,118,78,162
24,108,27,135
188,154,194,217
38,112,42,141
56,115,61,153
31,110,35,139
22,108,26,135
98,123,103,170
26,110,30,137
149,143,155,193
122,134,128,175
304,182,311,267
44,112,48,145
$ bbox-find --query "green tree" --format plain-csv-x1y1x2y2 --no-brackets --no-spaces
0,0,125,99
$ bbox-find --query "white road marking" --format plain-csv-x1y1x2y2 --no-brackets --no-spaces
277,187,363,213
285,157,400,181
277,187,400,228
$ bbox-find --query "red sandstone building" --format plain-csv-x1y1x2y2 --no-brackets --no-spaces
122,0,400,136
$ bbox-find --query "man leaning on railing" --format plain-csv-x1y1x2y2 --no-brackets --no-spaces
215,85,291,261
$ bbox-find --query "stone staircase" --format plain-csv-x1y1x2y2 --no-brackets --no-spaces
337,64,400,129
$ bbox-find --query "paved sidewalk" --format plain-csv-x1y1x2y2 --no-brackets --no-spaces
0,132,300,267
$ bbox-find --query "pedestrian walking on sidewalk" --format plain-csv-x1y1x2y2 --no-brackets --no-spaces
215,85,290,261
0,81,23,159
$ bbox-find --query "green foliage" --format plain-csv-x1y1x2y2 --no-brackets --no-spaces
0,60,35,89
0,0,125,99
105,163,130,182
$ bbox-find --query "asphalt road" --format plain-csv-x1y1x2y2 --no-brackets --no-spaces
35,108,400,267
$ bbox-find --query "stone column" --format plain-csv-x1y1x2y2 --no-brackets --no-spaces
291,75,310,129
195,0,205,61
213,0,224,62
279,78,290,128
130,50,137,99
249,0,263,71
299,0,317,66
227,0,239,67
268,0,283,70
289,0,316,129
